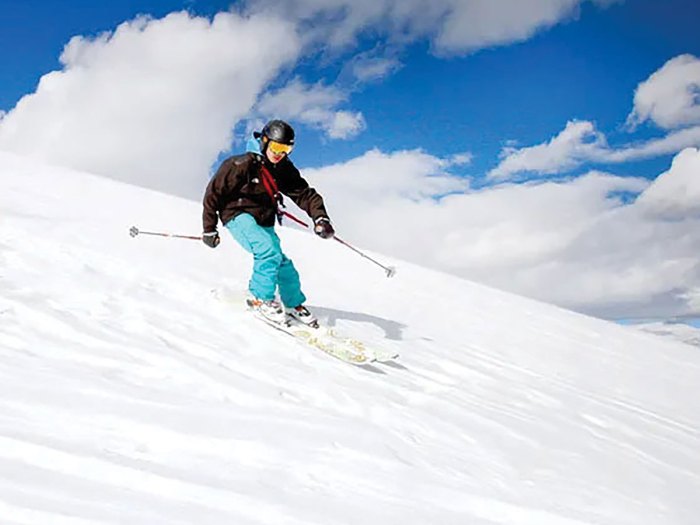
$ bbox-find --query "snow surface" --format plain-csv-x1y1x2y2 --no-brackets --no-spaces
1,150,699,525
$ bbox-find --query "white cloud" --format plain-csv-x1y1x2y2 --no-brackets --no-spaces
434,0,581,54
349,54,403,82
448,152,474,166
256,78,366,139
300,147,700,319
489,120,607,179
636,147,700,219
491,121,700,179
244,0,612,54
327,111,366,139
0,11,301,197
627,54,700,130
258,79,346,115
606,125,700,162
303,149,469,205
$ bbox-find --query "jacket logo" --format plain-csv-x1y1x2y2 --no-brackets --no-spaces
252,178,260,183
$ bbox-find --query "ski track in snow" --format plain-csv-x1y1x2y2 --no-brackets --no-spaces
1,151,699,524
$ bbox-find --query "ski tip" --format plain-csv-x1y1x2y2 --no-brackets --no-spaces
351,354,375,365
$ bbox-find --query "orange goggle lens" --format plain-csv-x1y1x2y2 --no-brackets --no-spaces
267,140,293,155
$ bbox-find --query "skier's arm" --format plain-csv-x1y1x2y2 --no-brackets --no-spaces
282,164,330,223
202,159,242,233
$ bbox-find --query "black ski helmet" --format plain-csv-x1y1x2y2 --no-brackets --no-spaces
258,119,295,146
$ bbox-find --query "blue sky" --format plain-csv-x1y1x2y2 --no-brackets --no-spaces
1,0,700,320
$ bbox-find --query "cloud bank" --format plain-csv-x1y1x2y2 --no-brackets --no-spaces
303,148,700,319
0,11,301,197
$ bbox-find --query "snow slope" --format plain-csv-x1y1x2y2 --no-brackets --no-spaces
1,151,699,525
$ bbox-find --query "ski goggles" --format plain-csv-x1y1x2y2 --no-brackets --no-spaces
267,140,294,156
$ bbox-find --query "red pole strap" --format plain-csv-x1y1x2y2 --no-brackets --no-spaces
280,210,310,228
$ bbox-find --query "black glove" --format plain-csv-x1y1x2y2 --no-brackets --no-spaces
202,230,220,248
314,217,335,239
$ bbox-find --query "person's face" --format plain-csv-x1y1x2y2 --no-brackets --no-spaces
264,139,293,164
266,146,286,164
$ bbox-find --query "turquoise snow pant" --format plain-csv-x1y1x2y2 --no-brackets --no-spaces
225,213,306,308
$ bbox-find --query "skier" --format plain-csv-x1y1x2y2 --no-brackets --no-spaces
202,119,335,325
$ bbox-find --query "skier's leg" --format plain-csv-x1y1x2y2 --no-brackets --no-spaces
264,229,306,308
278,254,306,308
225,214,282,301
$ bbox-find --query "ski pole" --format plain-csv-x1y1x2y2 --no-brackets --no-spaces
279,211,396,278
331,235,397,278
129,226,202,241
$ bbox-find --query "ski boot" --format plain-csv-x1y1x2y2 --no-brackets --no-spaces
286,305,319,328
246,297,287,325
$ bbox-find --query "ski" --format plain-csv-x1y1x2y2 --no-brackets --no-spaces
322,327,399,363
212,289,399,365
251,313,377,365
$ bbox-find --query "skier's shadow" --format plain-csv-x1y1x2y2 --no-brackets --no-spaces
309,306,406,341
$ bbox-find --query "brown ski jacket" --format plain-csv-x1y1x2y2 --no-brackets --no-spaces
202,153,329,232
